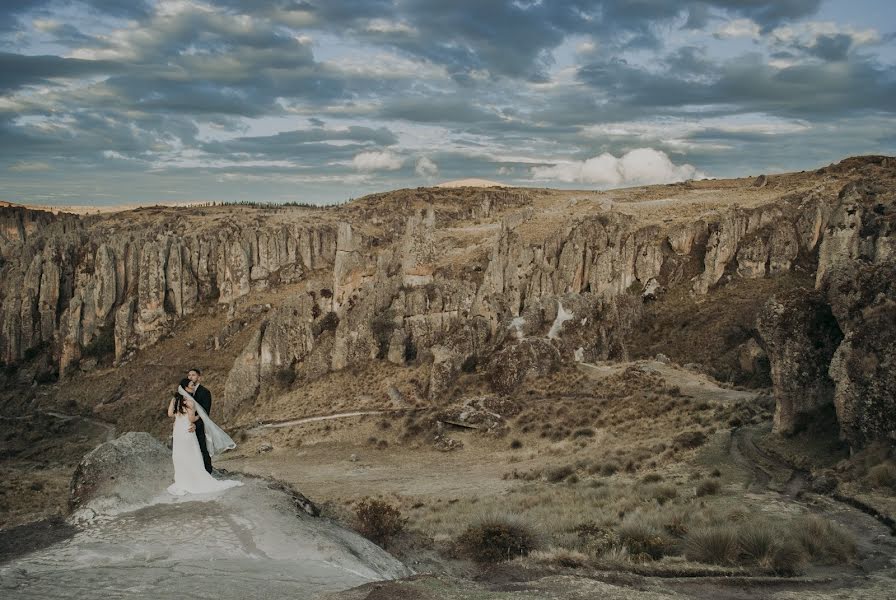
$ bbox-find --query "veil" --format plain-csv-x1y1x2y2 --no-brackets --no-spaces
178,385,237,456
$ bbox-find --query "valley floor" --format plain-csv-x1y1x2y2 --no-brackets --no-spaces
3,360,895,599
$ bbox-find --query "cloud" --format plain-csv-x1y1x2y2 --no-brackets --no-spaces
0,52,120,92
352,150,404,172
8,160,51,172
530,148,705,186
415,156,438,177
714,19,761,40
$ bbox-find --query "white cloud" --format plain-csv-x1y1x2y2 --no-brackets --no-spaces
8,161,52,172
714,18,761,40
352,150,404,172
530,148,705,187
771,22,880,47
365,19,417,35
415,156,438,177
576,40,597,55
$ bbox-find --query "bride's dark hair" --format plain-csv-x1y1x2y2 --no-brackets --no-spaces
172,377,192,414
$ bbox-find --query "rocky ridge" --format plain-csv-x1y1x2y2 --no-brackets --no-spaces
1,156,894,448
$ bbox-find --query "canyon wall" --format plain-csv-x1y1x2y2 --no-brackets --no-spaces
2,157,893,448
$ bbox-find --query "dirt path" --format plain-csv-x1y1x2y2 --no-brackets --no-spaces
247,409,421,433
725,425,896,584
42,410,117,442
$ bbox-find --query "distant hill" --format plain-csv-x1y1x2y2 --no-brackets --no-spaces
436,178,509,188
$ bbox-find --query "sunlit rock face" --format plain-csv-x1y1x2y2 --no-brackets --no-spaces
816,176,896,448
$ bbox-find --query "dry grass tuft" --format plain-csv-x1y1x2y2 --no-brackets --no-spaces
457,513,540,563
617,515,671,560
792,515,855,564
529,547,589,568
867,462,896,491
695,479,721,497
684,525,740,565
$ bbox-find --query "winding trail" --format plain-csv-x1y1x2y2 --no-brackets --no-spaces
582,361,896,596
247,408,423,434
42,410,117,442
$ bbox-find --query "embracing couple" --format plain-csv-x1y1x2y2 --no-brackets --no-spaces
166,368,242,496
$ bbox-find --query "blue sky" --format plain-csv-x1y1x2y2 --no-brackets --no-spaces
1,0,894,206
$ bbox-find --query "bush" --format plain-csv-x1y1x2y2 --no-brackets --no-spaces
684,525,739,565
545,465,576,483
617,517,670,560
673,430,707,450
791,515,855,564
457,514,540,563
737,521,777,565
696,479,721,497
867,462,896,491
370,310,397,358
768,540,807,575
354,498,407,547
274,367,296,387
312,311,340,336
530,547,588,568
642,483,678,505
82,327,115,360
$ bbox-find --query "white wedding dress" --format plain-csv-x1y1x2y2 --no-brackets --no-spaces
167,413,243,496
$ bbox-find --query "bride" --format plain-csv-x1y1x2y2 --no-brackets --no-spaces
166,379,243,496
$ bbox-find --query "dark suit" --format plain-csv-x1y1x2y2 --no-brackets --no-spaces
193,384,213,473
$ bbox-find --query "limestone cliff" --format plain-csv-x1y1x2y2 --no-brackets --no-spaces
1,157,893,449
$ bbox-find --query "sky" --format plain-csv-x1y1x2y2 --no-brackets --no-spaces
1,0,894,206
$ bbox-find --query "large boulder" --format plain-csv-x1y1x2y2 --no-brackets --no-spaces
69,432,172,521
756,288,842,436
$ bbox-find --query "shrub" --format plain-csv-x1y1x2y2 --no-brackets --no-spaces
696,479,721,497
617,517,670,560
545,465,576,483
643,483,678,505
867,462,896,491
312,311,340,336
274,367,296,387
684,525,739,565
737,520,777,565
510,439,523,449
641,473,663,483
530,547,589,568
457,514,540,563
768,540,807,575
599,461,620,476
82,327,115,360
661,506,696,537
354,498,407,547
673,430,707,450
792,515,855,564
370,310,397,358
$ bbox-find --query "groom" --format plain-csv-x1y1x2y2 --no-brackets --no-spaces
186,368,214,474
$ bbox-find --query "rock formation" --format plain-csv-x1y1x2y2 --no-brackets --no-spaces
756,289,842,435
2,156,894,449
69,431,171,520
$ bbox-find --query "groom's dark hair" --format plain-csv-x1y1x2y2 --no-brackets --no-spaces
189,368,202,375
